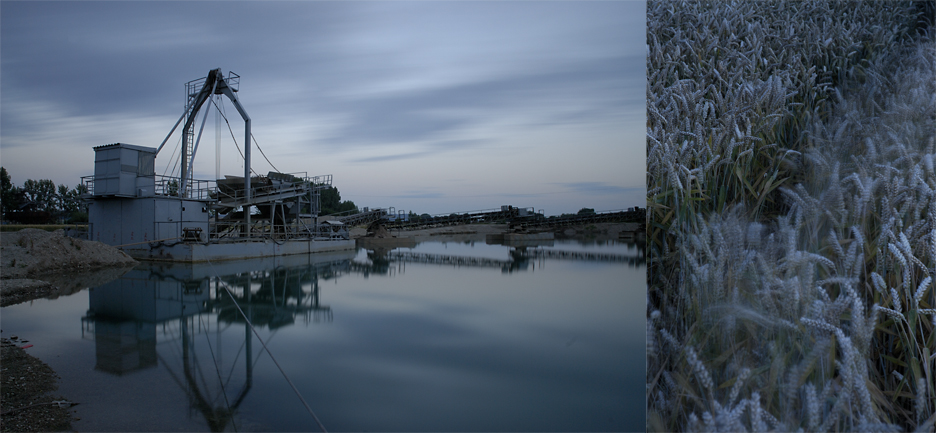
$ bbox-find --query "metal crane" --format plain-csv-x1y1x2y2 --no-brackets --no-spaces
156,68,254,228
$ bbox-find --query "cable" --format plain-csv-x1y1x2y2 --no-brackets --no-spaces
202,256,328,433
164,94,282,182
210,98,259,177
216,95,222,181
250,133,280,173
162,134,184,178
208,96,281,174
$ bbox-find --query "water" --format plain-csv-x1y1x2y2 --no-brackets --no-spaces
1,238,645,432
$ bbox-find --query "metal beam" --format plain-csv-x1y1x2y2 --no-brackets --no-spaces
218,84,252,233
156,110,188,155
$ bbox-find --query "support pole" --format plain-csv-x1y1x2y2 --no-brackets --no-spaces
220,84,252,235
245,118,252,234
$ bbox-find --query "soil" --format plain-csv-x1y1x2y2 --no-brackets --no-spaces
1,228,139,432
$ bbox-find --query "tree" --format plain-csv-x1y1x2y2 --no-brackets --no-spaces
337,200,358,214
21,179,57,213
60,184,88,222
167,180,179,196
320,186,341,215
0,167,21,218
577,208,596,216
57,184,71,213
319,186,358,215
0,169,89,223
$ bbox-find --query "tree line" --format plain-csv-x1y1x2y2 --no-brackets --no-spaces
0,167,88,223
318,186,358,215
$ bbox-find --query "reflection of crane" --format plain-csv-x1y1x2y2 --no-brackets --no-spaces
156,312,252,433
81,278,252,432
80,257,346,431
213,260,341,327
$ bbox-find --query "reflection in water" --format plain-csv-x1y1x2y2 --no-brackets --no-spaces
80,252,355,431
71,240,641,431
358,239,645,276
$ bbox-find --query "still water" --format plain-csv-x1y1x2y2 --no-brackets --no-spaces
1,238,645,432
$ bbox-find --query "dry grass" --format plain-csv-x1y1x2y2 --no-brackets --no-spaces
647,1,935,431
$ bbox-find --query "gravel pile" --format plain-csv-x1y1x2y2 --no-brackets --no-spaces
1,229,137,279
1,229,138,307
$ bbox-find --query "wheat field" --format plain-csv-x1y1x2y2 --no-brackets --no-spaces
647,1,935,431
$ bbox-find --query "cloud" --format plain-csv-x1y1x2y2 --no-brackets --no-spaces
0,2,351,118
392,191,447,200
1,1,645,216
554,182,645,196
323,55,634,147
347,139,487,163
350,151,436,163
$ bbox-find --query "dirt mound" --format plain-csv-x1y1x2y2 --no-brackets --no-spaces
371,225,392,238
1,229,137,280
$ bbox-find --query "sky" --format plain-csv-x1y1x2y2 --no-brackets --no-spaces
0,1,645,217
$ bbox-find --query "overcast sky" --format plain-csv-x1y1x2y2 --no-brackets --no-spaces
1,1,645,216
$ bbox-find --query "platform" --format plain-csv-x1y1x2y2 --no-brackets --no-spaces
124,238,355,262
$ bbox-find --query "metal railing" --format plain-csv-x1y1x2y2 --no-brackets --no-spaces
155,175,217,200
81,174,217,200
81,173,332,203
185,71,239,102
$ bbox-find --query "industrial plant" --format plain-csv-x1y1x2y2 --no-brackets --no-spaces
82,69,354,261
